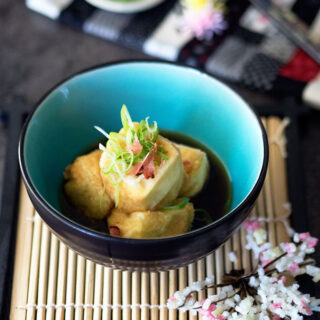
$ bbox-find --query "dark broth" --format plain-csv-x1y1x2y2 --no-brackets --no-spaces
60,131,232,234
162,130,232,230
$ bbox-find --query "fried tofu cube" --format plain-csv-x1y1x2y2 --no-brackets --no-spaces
100,135,184,212
176,144,209,197
64,150,114,220
107,203,194,238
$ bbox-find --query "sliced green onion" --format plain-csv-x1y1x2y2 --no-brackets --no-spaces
94,125,110,139
110,132,126,142
125,129,134,146
162,197,190,211
158,152,169,161
96,104,170,207
121,104,133,131
158,147,168,154
99,143,106,152
145,117,158,133
126,151,134,172
102,162,114,174
108,140,123,154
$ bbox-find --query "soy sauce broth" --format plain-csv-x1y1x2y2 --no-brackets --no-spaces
162,130,232,231
60,131,232,234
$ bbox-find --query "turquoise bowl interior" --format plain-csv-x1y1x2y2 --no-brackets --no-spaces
23,61,266,227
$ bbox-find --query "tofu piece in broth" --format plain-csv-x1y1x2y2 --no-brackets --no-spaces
177,144,209,197
100,135,184,212
107,203,194,238
64,150,114,220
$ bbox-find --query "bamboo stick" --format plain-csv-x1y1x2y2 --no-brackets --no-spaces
26,213,42,320
102,267,113,320
249,207,259,269
150,272,159,320
262,168,278,247
141,272,150,320
122,270,131,320
232,232,242,271
46,235,59,320
197,258,206,302
132,271,141,320
224,240,232,274
36,222,50,320
168,270,177,320
75,255,85,320
268,117,291,244
93,264,104,320
240,225,251,274
10,184,35,320
188,263,197,320
55,242,68,320
159,271,168,320
205,253,215,296
65,249,77,320
261,118,277,248
178,267,187,320
84,260,95,320
215,247,224,288
112,269,122,320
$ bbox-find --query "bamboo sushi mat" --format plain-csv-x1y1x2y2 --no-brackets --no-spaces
10,116,293,320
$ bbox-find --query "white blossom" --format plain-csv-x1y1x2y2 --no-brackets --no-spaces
166,222,319,320
229,251,237,263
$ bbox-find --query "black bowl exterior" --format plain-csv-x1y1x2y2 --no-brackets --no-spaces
24,181,260,271
18,60,269,271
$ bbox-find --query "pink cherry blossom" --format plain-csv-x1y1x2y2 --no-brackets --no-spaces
284,242,296,254
279,276,287,284
307,237,318,248
271,302,282,309
198,304,217,319
288,263,299,273
261,259,272,267
301,300,313,315
299,232,310,240
244,219,261,231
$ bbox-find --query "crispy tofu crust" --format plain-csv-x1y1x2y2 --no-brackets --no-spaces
107,203,194,238
177,144,210,197
100,135,184,212
64,150,114,220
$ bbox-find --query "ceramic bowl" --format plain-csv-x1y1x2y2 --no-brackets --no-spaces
85,0,165,13
19,61,268,270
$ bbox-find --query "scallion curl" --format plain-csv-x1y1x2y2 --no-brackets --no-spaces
162,197,190,211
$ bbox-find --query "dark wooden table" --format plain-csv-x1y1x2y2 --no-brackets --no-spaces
1,0,320,314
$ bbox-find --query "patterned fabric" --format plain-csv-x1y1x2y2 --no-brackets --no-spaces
83,11,133,41
241,53,283,91
205,36,258,81
26,0,320,97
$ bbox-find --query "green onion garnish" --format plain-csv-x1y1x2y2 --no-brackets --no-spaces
96,104,168,206
162,197,190,211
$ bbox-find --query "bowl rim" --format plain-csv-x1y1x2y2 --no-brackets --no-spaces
18,59,269,245
84,0,166,13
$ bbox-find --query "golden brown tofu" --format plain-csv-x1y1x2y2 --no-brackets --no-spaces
64,150,114,220
177,144,209,197
107,203,194,238
100,135,184,212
